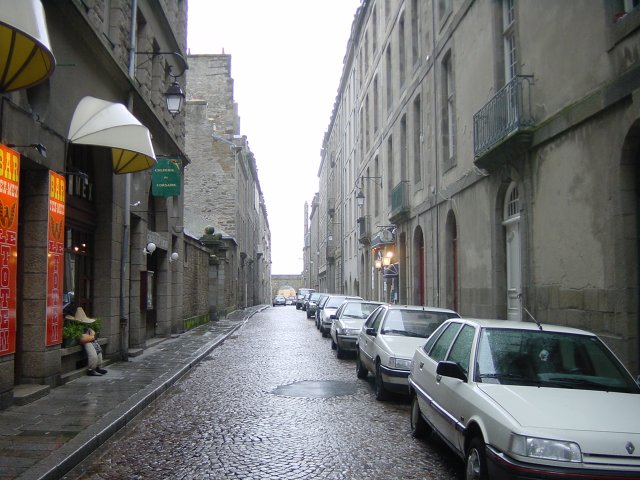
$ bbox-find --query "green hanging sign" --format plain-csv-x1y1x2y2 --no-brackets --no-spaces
152,157,181,197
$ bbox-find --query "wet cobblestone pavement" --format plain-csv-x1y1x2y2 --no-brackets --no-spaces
64,306,463,480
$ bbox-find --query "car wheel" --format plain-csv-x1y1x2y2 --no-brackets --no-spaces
374,362,388,401
336,342,344,359
465,436,488,480
410,393,431,438
331,337,337,350
356,351,368,379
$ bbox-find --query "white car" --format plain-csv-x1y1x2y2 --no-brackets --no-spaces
330,300,386,358
409,318,640,480
356,304,460,400
318,294,362,337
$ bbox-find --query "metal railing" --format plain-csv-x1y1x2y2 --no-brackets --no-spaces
358,215,371,243
473,75,534,158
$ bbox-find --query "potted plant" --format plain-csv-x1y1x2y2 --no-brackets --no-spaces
62,317,101,348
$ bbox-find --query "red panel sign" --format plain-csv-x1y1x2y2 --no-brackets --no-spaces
0,145,19,356
46,172,65,346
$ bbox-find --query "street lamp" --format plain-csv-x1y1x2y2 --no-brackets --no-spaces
164,81,185,116
135,51,188,116
355,175,382,207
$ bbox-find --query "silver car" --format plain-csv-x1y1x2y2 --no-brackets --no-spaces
356,304,460,400
318,295,362,336
330,300,386,358
409,318,640,480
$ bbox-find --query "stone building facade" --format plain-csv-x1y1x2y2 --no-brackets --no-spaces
0,0,219,408
185,54,271,311
312,0,640,374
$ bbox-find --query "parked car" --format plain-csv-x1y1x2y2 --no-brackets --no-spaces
296,288,315,310
285,296,296,305
272,295,286,307
318,294,363,336
330,300,386,358
356,304,460,400
305,292,323,318
408,318,640,480
314,294,332,328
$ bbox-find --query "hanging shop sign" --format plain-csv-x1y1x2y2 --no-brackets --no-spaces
151,156,181,197
0,144,19,356
383,263,399,278
46,171,65,346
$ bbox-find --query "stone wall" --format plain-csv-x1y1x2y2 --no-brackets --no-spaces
182,236,210,320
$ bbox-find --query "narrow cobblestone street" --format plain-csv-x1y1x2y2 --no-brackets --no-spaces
64,306,463,479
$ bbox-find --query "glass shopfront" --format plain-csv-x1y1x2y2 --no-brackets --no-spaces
64,225,93,316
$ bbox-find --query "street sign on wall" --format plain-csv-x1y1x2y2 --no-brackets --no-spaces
151,157,181,197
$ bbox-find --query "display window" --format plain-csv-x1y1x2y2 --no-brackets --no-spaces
64,225,94,315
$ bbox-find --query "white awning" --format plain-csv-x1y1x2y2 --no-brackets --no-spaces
68,96,156,174
0,0,55,92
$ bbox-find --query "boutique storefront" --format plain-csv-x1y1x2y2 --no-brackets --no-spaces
0,0,191,408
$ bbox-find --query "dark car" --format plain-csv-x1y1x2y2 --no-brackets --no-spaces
296,288,315,309
305,292,323,318
272,295,286,307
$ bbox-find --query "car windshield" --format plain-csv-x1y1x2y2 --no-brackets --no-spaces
340,302,381,319
475,328,640,393
326,296,348,308
380,310,453,338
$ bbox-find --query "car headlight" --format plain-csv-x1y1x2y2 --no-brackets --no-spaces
390,357,412,370
510,434,582,463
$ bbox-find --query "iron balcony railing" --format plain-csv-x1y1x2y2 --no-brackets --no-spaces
358,215,371,244
473,75,534,159
389,181,409,221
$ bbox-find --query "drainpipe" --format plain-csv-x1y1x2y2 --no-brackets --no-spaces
119,0,138,361
431,3,441,307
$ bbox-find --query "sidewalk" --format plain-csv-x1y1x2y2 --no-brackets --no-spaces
0,305,267,480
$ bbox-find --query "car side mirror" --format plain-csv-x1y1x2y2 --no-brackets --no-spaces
365,327,377,336
436,361,467,382
330,314,337,319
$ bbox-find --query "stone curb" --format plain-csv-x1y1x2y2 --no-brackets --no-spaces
16,306,268,480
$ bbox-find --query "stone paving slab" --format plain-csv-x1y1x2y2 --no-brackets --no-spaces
0,306,266,480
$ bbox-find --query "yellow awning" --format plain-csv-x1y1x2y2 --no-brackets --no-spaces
68,96,156,174
0,0,55,92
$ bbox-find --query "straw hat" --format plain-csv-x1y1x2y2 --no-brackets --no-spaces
65,307,96,324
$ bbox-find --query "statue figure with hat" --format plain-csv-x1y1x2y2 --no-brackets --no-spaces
65,307,108,377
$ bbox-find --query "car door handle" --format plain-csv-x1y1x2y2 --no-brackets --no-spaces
419,362,424,369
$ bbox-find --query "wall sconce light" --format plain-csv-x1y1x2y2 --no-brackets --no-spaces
382,256,391,267
358,175,383,188
135,51,188,116
356,189,365,207
169,252,179,262
7,143,47,157
143,242,156,255
374,259,382,269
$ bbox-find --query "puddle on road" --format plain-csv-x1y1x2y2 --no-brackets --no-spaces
272,380,357,398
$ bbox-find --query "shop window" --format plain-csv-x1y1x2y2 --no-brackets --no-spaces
64,226,94,315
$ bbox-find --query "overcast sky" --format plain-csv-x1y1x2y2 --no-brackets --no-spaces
186,0,361,275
